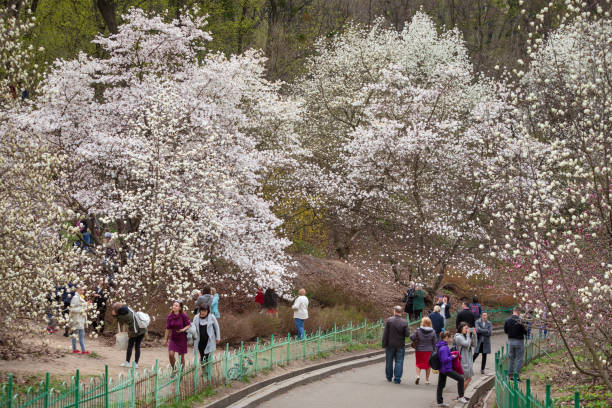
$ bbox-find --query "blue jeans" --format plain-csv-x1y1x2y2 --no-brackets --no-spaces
385,347,405,383
295,318,305,340
72,329,86,352
507,339,525,378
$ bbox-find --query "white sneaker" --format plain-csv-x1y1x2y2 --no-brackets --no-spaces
120,361,130,367
134,363,139,369
457,397,469,404
438,403,450,407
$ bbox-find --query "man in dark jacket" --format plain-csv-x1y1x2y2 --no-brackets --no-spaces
382,306,411,384
455,301,476,330
504,307,528,381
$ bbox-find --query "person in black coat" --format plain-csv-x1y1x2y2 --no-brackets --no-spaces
403,283,415,316
455,301,476,330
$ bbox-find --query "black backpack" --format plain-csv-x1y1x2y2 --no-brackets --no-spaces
429,346,441,370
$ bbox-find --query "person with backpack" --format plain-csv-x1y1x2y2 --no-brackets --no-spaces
112,303,147,368
382,306,411,384
410,316,437,385
435,331,468,406
189,304,221,364
454,322,477,390
164,301,191,369
469,296,482,320
455,301,476,330
473,312,492,374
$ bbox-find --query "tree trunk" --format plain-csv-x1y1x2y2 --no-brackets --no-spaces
95,0,118,34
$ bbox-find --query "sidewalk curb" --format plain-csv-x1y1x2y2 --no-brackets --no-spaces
203,349,400,408
466,375,496,408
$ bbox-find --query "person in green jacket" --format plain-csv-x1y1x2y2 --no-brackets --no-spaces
411,284,426,321
112,303,147,368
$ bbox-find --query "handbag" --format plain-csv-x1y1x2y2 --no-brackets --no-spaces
115,323,128,350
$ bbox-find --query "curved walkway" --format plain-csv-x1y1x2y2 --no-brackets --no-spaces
260,335,505,408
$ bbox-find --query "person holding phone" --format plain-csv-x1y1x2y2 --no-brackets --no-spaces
453,322,477,389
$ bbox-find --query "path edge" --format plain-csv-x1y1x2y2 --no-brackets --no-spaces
202,349,394,408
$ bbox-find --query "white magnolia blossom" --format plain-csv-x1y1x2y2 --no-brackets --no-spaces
12,8,294,309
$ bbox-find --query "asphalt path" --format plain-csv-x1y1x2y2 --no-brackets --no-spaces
259,335,505,408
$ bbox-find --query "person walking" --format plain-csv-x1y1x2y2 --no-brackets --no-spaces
292,288,309,339
412,284,426,321
455,301,476,330
454,322,477,390
504,307,528,381
210,288,221,319
190,304,221,364
403,283,415,319
437,331,468,406
410,316,437,384
164,301,191,369
473,312,492,374
69,286,90,355
382,306,411,384
429,305,445,339
112,303,147,368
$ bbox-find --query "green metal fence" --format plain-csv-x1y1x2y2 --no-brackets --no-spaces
495,333,581,408
0,319,386,408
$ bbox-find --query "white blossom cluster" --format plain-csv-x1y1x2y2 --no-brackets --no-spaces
488,0,612,387
288,13,522,290
7,8,295,313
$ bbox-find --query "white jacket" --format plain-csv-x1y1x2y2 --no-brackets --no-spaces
292,295,309,319
69,294,87,330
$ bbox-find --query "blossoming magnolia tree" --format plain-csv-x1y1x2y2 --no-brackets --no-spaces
490,1,612,390
292,13,519,291
17,8,294,308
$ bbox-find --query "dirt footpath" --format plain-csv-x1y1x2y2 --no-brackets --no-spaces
0,331,221,381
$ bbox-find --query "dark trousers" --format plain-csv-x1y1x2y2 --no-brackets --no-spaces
437,370,464,404
126,334,144,363
385,347,405,383
198,339,210,363
473,343,488,370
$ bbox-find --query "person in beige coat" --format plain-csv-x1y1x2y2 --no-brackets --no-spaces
69,286,90,354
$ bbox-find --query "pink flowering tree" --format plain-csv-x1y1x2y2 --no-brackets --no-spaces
490,1,612,390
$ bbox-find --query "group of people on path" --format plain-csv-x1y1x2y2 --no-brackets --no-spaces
383,291,507,407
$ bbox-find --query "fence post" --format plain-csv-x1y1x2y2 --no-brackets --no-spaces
286,334,290,364
104,366,109,408
75,369,80,408
153,360,159,408
175,358,182,403
270,335,274,369
224,343,229,383
254,337,259,372
7,374,13,408
574,392,579,408
43,372,50,408
302,333,306,360
130,363,136,408
194,353,198,395
317,327,321,357
333,324,337,353
349,321,353,344
546,384,552,408
207,353,213,383
526,378,531,408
